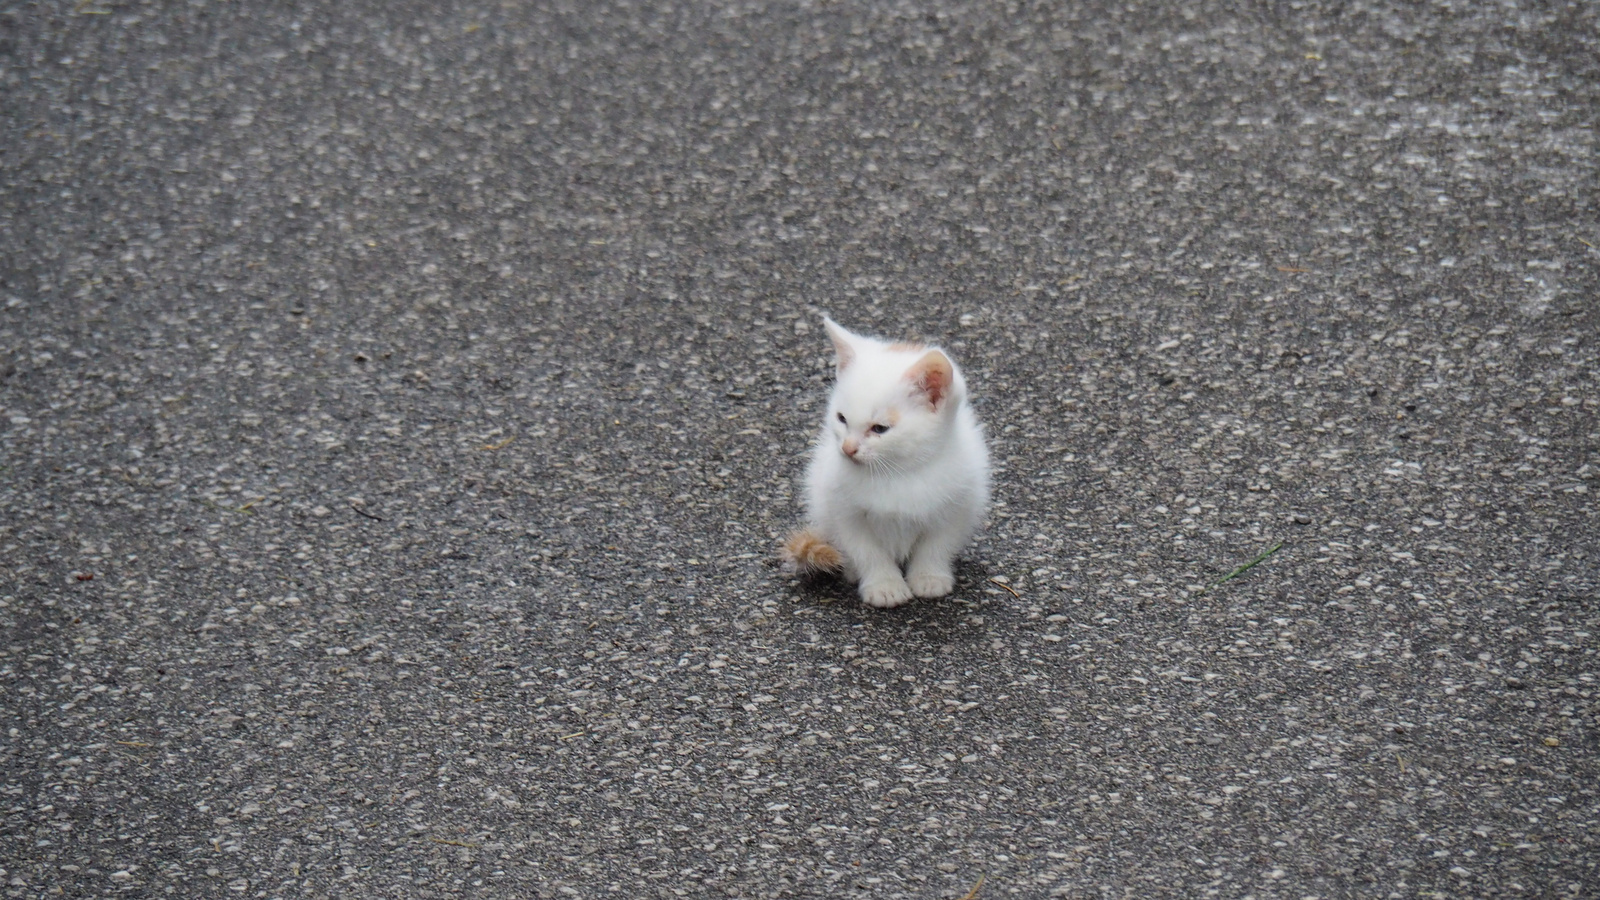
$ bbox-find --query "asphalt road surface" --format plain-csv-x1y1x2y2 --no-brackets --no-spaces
3,2,1597,898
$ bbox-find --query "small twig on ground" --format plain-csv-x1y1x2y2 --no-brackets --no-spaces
960,873,986,900
350,504,384,521
988,578,1021,599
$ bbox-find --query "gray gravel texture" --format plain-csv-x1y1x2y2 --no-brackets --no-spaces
3,1,1598,897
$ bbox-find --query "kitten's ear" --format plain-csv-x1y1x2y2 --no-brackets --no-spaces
822,316,857,372
905,349,954,409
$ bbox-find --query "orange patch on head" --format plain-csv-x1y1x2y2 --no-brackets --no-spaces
886,341,927,353
885,408,901,427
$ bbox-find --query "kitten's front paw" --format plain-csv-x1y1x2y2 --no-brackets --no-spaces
859,577,914,609
906,571,955,598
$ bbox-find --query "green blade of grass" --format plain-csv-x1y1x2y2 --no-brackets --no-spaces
1203,541,1284,593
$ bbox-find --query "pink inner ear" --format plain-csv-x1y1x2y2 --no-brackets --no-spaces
824,319,856,371
906,350,953,408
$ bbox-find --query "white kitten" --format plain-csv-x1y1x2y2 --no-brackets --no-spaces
783,316,990,608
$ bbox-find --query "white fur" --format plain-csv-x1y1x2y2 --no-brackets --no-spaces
801,317,990,608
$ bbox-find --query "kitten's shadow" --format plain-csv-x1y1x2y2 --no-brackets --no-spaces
787,559,995,648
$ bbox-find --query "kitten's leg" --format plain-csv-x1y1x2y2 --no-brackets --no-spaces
904,521,970,598
833,519,913,608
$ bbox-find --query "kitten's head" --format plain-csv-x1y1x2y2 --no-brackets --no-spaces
819,316,966,469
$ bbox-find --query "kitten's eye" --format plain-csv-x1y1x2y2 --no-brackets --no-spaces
869,423,890,435
836,412,847,425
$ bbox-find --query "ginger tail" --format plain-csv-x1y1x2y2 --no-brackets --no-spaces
781,529,843,574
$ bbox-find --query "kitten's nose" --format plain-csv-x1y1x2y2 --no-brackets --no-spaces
841,437,860,458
